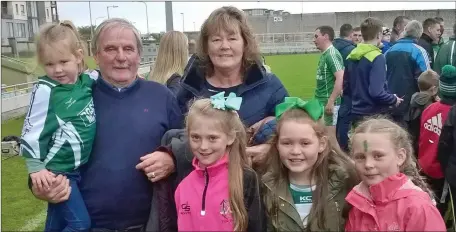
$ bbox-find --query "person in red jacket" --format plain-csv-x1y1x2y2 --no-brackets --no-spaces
346,117,445,231
419,65,456,216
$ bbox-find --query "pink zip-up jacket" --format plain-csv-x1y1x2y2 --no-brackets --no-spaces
175,155,234,231
345,173,446,231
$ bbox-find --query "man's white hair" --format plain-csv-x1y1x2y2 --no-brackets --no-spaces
91,18,143,56
403,20,423,39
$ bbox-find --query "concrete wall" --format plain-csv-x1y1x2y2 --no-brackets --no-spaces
247,9,456,39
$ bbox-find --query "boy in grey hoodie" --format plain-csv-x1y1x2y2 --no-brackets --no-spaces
405,70,440,156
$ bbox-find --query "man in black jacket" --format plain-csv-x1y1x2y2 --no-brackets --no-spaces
418,18,442,68
333,23,356,152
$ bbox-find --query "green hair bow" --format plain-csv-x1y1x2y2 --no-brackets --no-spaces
275,97,323,121
210,91,242,111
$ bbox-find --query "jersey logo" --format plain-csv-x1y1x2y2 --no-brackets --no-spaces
78,99,96,127
220,199,232,218
424,113,442,135
65,98,76,109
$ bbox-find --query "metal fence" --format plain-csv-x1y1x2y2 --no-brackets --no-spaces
1,61,155,99
256,32,319,54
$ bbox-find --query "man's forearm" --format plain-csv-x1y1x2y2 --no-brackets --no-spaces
329,78,343,104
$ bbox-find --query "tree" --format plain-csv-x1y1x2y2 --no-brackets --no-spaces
77,25,96,41
150,32,164,44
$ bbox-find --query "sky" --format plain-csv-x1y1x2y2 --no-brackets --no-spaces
56,1,456,34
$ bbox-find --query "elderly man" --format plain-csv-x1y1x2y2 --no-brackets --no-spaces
29,18,183,231
385,20,431,127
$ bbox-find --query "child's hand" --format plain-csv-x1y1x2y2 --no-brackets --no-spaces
30,170,56,192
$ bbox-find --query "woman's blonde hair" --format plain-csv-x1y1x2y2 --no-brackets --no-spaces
197,6,261,77
186,98,251,231
149,31,188,84
36,20,86,73
262,109,358,230
351,117,433,197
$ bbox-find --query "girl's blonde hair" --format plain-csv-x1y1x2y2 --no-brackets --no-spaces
198,6,261,78
262,108,358,230
186,98,250,231
351,117,433,198
36,20,86,73
149,31,189,84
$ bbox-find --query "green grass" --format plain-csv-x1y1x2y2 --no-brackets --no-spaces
2,116,25,139
2,116,47,232
265,53,320,100
0,53,320,231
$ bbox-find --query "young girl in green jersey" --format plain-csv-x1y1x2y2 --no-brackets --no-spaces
20,20,97,232
262,97,358,231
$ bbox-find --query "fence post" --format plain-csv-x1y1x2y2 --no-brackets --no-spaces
8,37,18,58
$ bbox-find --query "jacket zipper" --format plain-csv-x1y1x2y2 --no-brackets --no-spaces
335,200,341,232
201,168,209,216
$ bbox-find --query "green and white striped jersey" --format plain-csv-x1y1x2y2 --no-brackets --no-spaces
20,73,97,173
314,45,344,104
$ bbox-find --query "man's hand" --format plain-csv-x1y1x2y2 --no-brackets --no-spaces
249,116,275,133
30,169,56,192
325,100,335,115
246,143,271,165
394,94,404,107
136,151,175,182
31,174,71,204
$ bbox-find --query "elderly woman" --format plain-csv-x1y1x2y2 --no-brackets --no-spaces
177,6,287,162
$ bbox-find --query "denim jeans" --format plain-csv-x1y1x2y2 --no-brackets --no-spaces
336,103,352,152
44,171,91,232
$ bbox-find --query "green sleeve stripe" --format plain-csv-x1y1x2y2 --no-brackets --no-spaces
329,48,344,71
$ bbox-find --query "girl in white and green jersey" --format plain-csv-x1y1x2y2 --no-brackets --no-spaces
20,20,97,232
262,98,359,231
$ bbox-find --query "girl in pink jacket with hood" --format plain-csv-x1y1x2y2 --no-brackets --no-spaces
346,117,446,231
174,92,265,232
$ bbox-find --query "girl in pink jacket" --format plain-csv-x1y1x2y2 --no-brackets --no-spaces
174,92,265,232
346,117,446,231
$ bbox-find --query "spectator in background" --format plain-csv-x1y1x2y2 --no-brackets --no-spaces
385,20,430,127
434,22,456,74
433,17,445,58
380,27,392,54
313,25,344,150
418,18,441,68
148,31,188,95
345,17,402,128
188,39,196,57
333,23,356,152
333,23,356,63
390,16,411,44
352,27,363,44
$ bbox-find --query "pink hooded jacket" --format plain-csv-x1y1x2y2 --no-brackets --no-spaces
175,155,233,231
345,173,446,231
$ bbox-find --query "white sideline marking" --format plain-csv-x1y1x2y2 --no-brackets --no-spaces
19,209,46,231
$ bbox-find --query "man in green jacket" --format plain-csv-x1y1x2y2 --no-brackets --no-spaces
433,17,445,60
434,22,456,75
